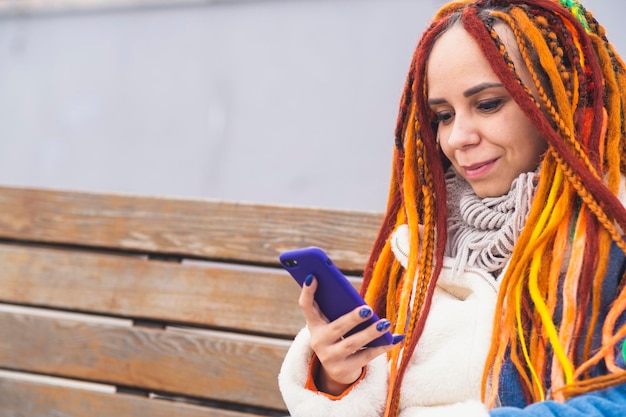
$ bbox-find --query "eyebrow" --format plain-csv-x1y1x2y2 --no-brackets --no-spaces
463,82,503,97
427,82,504,106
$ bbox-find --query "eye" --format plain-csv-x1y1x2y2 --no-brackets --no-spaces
434,111,454,125
477,98,504,113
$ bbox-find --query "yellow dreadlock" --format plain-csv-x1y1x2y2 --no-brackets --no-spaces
360,1,626,416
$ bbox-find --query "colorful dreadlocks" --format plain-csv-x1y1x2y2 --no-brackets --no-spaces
360,1,626,416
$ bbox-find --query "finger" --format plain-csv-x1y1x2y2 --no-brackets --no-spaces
311,303,378,348
317,333,405,385
311,305,380,357
329,317,390,354
341,332,405,369
298,275,328,324
336,317,407,357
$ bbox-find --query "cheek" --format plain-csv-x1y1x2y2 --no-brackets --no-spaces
517,128,547,169
529,136,548,165
507,110,545,151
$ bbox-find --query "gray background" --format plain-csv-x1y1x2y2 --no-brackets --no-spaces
0,0,623,211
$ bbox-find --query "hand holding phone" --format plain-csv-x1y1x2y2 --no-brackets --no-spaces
279,246,393,347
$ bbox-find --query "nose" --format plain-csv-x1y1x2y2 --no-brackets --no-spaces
444,114,480,149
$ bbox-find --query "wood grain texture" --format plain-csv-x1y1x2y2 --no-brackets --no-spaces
0,376,274,417
0,185,378,416
0,186,382,271
0,311,290,411
0,244,315,336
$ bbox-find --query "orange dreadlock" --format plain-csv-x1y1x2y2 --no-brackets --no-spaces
360,1,626,416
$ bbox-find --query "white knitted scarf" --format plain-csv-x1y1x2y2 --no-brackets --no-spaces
445,168,538,276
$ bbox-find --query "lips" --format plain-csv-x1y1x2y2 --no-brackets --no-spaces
461,158,498,179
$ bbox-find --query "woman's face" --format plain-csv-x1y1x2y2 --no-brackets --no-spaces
426,24,547,198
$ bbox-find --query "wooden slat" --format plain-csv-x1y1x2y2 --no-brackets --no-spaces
0,311,290,411
0,186,382,271
0,375,274,417
0,244,314,336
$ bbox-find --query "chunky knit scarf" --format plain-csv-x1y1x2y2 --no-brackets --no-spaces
445,168,538,276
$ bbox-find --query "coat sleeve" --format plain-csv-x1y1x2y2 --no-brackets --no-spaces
489,384,626,417
393,385,626,417
278,327,389,417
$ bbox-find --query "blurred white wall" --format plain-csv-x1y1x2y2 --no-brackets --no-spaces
0,0,624,211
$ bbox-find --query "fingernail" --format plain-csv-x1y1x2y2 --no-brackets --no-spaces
359,307,372,318
392,334,406,345
376,319,391,332
304,274,314,286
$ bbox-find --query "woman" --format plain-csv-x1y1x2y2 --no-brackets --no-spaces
279,1,626,416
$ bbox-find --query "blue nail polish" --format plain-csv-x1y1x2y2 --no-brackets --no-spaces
304,274,314,286
392,334,406,345
376,319,391,332
359,307,372,318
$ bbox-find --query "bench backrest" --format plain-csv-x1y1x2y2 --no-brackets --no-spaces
0,186,382,417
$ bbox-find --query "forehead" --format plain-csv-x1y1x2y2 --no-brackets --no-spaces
426,25,498,95
426,23,526,97
427,25,482,67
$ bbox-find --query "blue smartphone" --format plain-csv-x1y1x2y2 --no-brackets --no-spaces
279,246,393,347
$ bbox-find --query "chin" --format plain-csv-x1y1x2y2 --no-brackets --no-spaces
470,183,510,198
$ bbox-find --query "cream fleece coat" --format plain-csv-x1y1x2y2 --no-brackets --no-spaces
279,223,499,417
278,177,626,417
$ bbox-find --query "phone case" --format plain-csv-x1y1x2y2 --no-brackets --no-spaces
279,246,393,347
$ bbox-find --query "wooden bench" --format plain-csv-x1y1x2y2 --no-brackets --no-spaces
0,185,382,417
